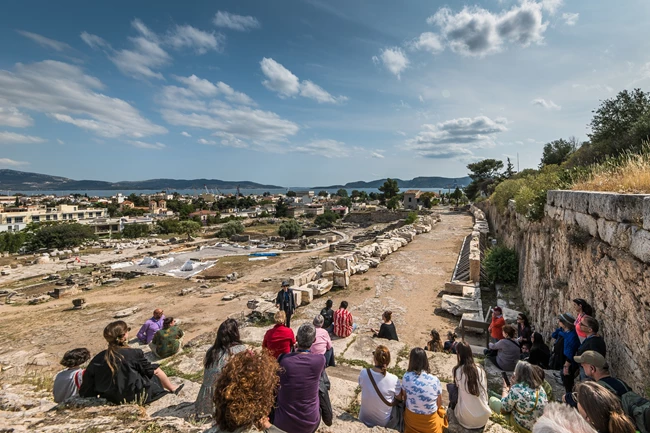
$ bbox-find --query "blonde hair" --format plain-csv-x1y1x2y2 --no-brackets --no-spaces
533,402,597,433
274,310,286,325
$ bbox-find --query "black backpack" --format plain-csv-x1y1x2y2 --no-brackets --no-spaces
549,335,565,370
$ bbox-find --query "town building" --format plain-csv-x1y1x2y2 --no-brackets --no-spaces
330,205,349,217
287,206,305,218
0,204,108,232
403,190,423,210
189,210,219,223
304,204,325,216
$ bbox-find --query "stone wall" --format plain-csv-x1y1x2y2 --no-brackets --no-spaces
343,210,412,224
481,191,650,392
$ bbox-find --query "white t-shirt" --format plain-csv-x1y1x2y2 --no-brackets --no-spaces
358,369,401,427
402,371,442,415
454,366,491,429
53,368,83,403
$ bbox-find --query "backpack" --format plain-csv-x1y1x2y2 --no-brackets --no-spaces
549,336,565,370
601,379,650,433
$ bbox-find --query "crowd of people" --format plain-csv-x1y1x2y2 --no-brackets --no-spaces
51,285,648,433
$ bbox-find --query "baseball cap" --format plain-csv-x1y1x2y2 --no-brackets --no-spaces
281,280,290,287
574,350,607,368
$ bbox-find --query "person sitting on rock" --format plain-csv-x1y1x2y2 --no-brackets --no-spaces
274,323,332,432
453,342,491,430
136,308,164,344
574,381,636,433
528,332,551,369
358,345,402,428
575,315,606,380
208,350,286,433
425,330,444,352
485,325,520,372
80,320,182,404
552,313,580,394
488,307,506,343
310,314,334,367
320,299,334,333
402,347,445,433
520,342,532,360
262,311,296,359
196,318,248,418
333,301,356,338
275,280,296,328
444,331,458,354
371,310,399,341
150,317,184,359
489,361,548,433
532,402,597,433
53,348,91,403
517,313,532,345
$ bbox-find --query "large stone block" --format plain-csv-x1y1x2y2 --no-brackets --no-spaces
441,295,482,316
333,270,350,288
341,335,406,368
462,285,481,299
575,212,598,237
444,281,465,295
308,279,333,297
587,192,645,223
293,285,314,305
568,191,590,214
321,259,339,273
630,229,650,263
597,219,634,250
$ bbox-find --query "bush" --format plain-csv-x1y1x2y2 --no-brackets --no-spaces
405,212,418,224
156,219,181,235
28,223,97,251
491,178,525,212
484,246,518,285
278,220,302,239
217,221,244,238
122,223,150,239
314,210,340,228
0,231,29,253
513,166,566,221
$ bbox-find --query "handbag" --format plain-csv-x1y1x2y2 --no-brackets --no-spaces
446,382,459,410
366,368,404,432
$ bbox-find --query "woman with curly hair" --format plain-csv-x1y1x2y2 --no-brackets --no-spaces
80,321,182,404
196,318,247,417
208,350,285,433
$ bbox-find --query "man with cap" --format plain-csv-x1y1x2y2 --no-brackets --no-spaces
276,280,296,328
552,312,580,393
563,351,632,407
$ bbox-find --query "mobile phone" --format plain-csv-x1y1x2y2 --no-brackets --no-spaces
501,371,511,387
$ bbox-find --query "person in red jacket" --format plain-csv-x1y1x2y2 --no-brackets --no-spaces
488,307,506,342
262,310,296,358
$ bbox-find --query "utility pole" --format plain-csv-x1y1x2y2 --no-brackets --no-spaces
517,152,520,173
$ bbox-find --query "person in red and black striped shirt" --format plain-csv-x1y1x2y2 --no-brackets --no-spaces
333,301,356,338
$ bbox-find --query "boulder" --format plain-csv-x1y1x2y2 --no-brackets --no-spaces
321,260,339,273
441,295,482,317
333,270,350,288
114,307,139,318
341,335,406,368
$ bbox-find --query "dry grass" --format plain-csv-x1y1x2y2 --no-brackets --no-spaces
572,149,650,193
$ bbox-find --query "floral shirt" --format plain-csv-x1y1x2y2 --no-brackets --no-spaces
501,383,547,431
402,371,442,415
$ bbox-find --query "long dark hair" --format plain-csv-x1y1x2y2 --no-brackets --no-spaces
407,348,430,375
573,298,594,316
518,313,530,329
103,321,129,376
453,342,482,396
205,318,242,368
531,332,547,351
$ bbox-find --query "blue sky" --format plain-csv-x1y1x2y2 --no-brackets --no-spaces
0,0,649,187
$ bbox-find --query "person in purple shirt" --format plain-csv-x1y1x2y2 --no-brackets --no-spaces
274,323,332,433
137,308,164,344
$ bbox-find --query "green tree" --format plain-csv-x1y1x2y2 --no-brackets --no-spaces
314,210,340,228
178,220,201,240
336,188,348,198
350,190,360,199
386,196,401,210
217,220,245,238
29,223,97,251
337,197,352,207
405,212,418,224
318,190,328,197
465,159,504,199
540,138,578,167
286,190,297,197
275,198,289,218
484,246,518,285
156,219,181,234
122,223,150,239
0,231,29,253
450,187,463,206
379,179,400,200
504,157,516,178
278,220,302,239
126,193,147,207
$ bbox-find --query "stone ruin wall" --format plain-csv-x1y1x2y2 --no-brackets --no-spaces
480,191,650,392
343,210,412,224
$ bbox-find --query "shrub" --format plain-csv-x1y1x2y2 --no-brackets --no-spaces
512,166,566,221
484,246,518,284
278,220,302,239
314,210,340,228
217,221,244,238
491,178,525,212
405,212,418,224
122,223,150,239
28,223,97,251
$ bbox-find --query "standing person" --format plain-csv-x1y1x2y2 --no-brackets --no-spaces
576,315,606,380
262,311,296,359
371,310,399,341
150,317,184,359
320,299,334,332
208,350,286,433
136,308,164,344
53,348,91,403
517,314,532,344
425,330,444,352
453,342,491,430
333,301,356,338
80,321,182,404
485,325,521,372
444,332,459,354
528,332,551,369
274,323,332,433
573,299,594,344
552,313,580,394
575,382,636,433
275,281,296,328
358,346,402,428
195,318,247,417
402,348,445,433
489,361,548,432
489,307,506,342
311,315,334,367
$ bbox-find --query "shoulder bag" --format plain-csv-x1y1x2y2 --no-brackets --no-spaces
366,368,404,432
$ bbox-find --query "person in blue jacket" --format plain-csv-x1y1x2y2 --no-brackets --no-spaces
552,312,580,393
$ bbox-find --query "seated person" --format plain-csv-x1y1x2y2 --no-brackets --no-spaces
444,331,458,354
425,329,443,352
485,325,520,371
53,348,91,403
520,342,532,360
150,317,184,359
371,310,398,341
311,314,334,367
320,299,334,332
333,301,356,338
262,311,296,358
136,308,165,344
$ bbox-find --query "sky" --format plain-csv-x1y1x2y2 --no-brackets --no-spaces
0,0,649,187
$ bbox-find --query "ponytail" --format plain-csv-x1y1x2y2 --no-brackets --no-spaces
608,411,636,433
103,321,129,376
373,345,391,376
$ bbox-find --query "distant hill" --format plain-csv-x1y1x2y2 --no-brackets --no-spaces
0,169,283,191
313,176,472,190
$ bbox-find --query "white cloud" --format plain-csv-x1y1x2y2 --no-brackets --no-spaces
429,2,547,57
0,131,46,144
128,140,166,150
531,98,561,110
295,139,348,158
181,131,192,137
80,32,110,50
0,158,29,167
174,75,219,96
0,107,33,128
562,12,579,26
404,116,508,159
372,48,409,79
198,138,217,145
410,32,444,54
540,0,563,14
370,151,385,159
260,58,346,103
173,75,255,105
17,30,71,52
213,11,261,31
0,60,167,138
166,25,224,54
57,139,64,144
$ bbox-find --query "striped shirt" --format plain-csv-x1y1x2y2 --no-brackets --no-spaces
333,308,353,338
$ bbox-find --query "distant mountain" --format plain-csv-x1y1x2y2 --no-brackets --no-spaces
0,169,283,191
313,176,472,190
